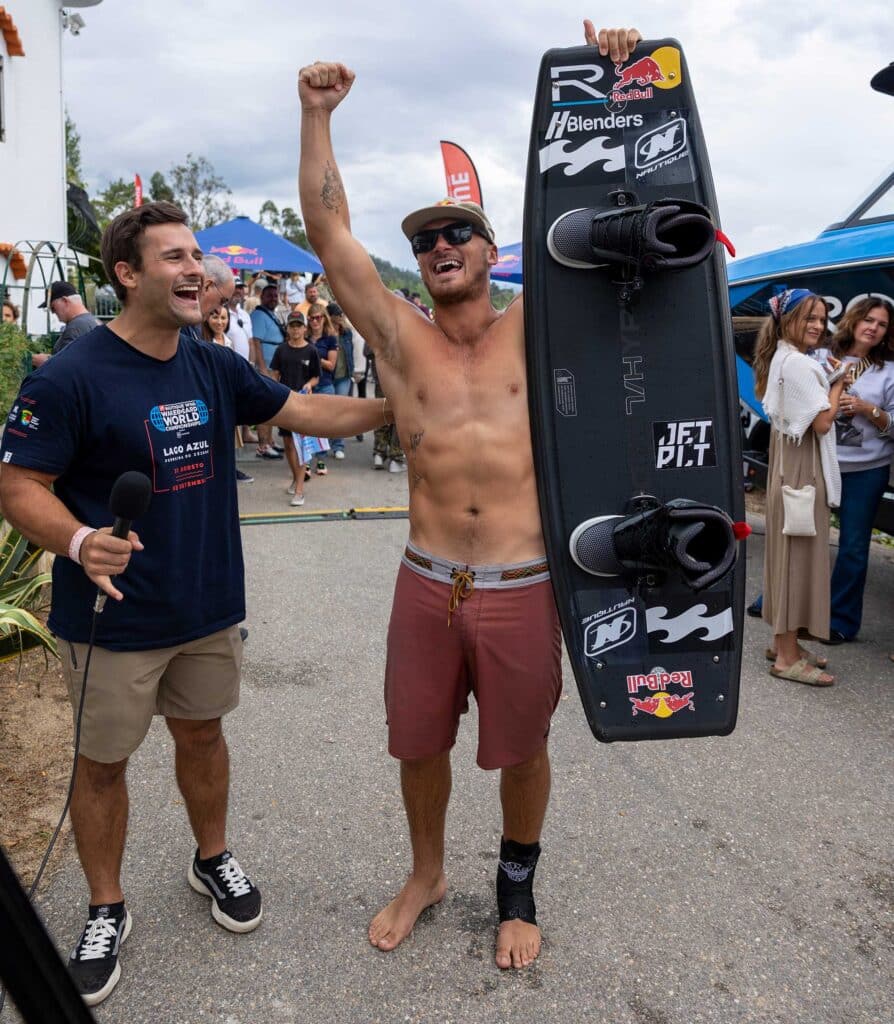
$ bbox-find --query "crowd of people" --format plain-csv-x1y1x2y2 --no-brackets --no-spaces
194,266,419,495
751,290,894,685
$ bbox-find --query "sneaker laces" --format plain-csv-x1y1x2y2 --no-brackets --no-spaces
218,856,252,898
76,916,120,961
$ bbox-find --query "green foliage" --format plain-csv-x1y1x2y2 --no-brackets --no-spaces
169,154,236,231
65,111,84,189
258,201,312,252
93,177,136,229
0,521,56,662
0,321,37,415
149,171,174,203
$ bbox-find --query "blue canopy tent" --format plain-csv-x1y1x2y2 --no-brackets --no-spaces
194,216,323,274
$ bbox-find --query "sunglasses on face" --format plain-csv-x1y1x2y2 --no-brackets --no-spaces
308,314,324,321
410,221,485,255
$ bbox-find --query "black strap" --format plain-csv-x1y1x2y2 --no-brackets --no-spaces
496,838,541,925
255,304,286,340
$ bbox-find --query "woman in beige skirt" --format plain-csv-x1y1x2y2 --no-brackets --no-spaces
752,289,850,685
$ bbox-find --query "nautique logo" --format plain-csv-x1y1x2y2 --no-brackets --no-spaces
635,118,687,170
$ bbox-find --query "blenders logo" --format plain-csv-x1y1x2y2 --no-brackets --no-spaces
544,110,643,141
150,399,209,433
584,604,637,658
635,118,687,172
550,64,608,107
653,419,715,469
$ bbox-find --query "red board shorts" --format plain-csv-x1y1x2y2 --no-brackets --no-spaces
385,542,563,770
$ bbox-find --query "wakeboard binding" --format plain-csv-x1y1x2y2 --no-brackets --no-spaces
569,496,747,591
547,192,719,306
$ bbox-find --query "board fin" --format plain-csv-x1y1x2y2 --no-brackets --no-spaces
569,498,738,590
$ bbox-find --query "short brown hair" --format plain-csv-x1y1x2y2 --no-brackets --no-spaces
101,201,188,302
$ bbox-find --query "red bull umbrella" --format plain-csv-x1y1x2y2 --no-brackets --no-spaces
194,216,323,273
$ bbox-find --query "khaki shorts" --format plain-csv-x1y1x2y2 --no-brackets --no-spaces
61,625,243,764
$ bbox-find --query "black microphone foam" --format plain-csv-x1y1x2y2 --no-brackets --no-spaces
109,471,152,525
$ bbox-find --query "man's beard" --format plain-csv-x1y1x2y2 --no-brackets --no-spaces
428,260,491,308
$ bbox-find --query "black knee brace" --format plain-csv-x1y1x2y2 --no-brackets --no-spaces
496,837,541,925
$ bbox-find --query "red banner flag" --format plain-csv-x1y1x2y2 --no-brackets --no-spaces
439,141,482,207
134,174,143,208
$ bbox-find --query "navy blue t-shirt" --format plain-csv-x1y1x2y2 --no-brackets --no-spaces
313,335,338,389
0,325,291,650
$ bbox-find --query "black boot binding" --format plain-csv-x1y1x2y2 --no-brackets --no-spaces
497,838,541,925
547,192,719,306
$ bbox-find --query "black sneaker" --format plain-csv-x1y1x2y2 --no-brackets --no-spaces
68,903,131,1007
235,469,254,483
188,849,262,933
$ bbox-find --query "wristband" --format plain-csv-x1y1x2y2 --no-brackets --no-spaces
68,526,96,565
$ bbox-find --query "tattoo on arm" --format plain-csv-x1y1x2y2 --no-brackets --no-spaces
410,430,424,453
321,162,345,213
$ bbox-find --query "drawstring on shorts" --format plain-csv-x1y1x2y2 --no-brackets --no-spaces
447,569,475,626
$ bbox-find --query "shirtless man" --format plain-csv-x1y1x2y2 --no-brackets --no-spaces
298,22,641,969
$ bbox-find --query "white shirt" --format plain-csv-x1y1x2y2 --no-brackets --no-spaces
225,303,252,361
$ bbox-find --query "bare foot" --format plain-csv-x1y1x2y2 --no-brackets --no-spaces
368,872,447,951
495,918,541,969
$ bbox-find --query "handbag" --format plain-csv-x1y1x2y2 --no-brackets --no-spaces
777,353,817,537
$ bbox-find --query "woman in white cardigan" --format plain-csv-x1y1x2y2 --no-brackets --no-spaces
752,290,849,685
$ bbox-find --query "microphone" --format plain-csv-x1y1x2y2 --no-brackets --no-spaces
94,471,153,613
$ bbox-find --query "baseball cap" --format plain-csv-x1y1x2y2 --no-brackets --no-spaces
38,281,78,308
401,198,495,244
287,312,306,325
326,302,343,317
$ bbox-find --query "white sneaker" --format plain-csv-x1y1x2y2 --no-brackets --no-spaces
290,494,305,506
334,450,345,460
373,453,384,469
388,459,406,473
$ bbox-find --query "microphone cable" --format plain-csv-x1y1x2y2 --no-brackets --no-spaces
0,603,101,1018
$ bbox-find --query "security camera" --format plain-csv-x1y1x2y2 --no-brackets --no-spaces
63,13,86,35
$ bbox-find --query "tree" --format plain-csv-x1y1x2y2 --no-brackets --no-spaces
149,171,174,204
93,178,136,229
167,154,236,231
65,111,84,188
281,207,311,251
258,200,281,233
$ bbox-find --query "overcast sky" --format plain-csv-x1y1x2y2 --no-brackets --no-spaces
63,0,892,272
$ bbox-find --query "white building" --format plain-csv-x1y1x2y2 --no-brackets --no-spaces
0,1,102,326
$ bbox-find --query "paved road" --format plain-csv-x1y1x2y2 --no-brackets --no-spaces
12,440,894,1023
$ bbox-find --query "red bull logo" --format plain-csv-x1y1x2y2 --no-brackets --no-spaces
611,47,682,105
630,692,694,718
614,57,665,90
210,245,259,256
626,669,693,694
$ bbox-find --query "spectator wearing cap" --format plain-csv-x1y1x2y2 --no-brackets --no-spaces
327,301,355,459
32,282,100,368
250,283,287,460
